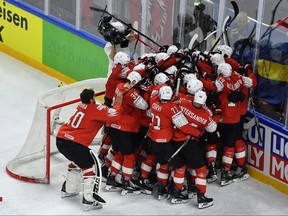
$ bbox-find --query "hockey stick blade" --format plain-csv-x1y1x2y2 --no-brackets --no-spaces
90,7,106,13
188,34,199,50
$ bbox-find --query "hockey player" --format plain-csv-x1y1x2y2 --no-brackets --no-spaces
147,85,203,200
56,89,123,211
176,90,216,209
105,71,149,196
214,62,246,186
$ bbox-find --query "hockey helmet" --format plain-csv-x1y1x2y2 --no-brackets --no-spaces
127,71,142,84
159,85,173,101
216,45,233,58
183,73,197,85
186,79,203,95
155,52,169,64
194,90,207,105
164,65,178,76
217,62,232,78
114,51,130,65
210,53,225,66
154,72,169,86
167,45,178,56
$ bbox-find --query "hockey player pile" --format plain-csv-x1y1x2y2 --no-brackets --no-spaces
58,33,257,211
94,41,257,209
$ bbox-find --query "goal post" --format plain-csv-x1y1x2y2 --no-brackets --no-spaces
6,78,107,184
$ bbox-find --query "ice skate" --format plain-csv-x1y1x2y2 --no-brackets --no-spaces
101,163,109,183
61,181,79,198
206,162,218,183
197,193,213,209
105,174,122,192
82,197,103,211
187,183,197,199
169,184,189,204
233,166,249,182
156,182,168,200
220,170,234,186
121,179,141,196
132,178,153,195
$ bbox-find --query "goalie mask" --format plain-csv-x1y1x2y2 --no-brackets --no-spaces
159,85,173,101
114,52,130,65
216,45,233,58
194,90,207,105
186,79,203,95
217,63,232,78
154,73,169,86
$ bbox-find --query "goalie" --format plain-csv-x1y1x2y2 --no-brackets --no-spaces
56,89,123,211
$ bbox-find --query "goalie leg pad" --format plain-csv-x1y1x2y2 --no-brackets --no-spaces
61,168,82,198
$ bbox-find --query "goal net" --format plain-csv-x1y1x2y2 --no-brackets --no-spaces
6,78,107,184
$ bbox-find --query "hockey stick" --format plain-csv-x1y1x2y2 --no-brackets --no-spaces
210,1,239,51
249,99,262,144
191,29,217,50
168,136,192,163
89,150,106,204
132,21,158,53
222,15,231,46
90,6,162,48
188,34,199,50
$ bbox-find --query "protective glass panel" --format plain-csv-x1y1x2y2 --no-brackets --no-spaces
49,0,77,25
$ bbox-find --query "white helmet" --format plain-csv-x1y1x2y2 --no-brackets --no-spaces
186,79,203,95
114,52,130,65
133,62,145,71
216,45,233,58
127,71,142,84
210,53,225,66
110,21,125,33
164,65,178,76
183,73,197,85
217,62,232,78
154,73,169,86
194,90,207,105
159,85,173,101
167,45,178,56
155,52,169,64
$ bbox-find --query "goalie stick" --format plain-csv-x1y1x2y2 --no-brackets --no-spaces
210,1,239,52
90,6,162,48
89,150,106,204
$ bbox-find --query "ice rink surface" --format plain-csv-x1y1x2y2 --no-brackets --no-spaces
0,51,287,215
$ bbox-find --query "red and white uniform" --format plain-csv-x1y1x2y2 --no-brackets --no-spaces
106,82,148,132
215,71,245,123
148,93,201,143
57,102,122,147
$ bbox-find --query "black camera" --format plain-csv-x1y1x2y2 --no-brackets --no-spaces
98,15,131,47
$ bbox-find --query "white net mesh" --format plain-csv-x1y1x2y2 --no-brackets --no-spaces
6,78,107,183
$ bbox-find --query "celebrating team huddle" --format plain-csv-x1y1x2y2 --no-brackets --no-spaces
56,36,257,210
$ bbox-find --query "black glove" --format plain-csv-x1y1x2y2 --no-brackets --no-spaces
227,90,246,103
206,91,218,107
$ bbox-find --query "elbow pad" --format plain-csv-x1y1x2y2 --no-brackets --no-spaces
172,112,189,128
133,96,148,110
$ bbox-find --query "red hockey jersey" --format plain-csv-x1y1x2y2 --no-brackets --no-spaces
106,83,148,132
57,102,122,147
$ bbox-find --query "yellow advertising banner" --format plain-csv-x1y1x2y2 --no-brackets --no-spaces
0,0,42,62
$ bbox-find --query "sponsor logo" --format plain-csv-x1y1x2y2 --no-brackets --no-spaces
244,124,265,171
270,131,288,184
